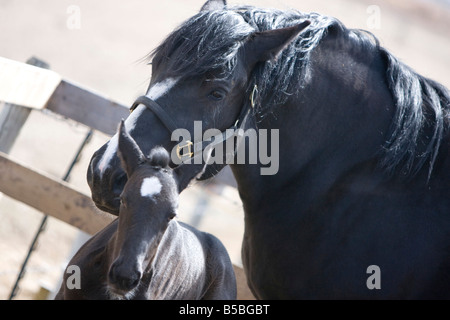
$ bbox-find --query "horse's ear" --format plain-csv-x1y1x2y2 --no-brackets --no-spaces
200,0,226,12
117,120,145,178
244,21,311,68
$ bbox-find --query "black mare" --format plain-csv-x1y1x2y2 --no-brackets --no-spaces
87,0,450,298
56,121,236,299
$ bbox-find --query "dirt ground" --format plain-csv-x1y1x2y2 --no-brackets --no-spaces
0,0,449,300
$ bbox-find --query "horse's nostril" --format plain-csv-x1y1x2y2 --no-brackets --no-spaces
112,173,127,195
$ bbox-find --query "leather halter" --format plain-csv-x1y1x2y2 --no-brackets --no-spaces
129,85,257,164
130,95,178,133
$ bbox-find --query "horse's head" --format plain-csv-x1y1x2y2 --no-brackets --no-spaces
107,121,179,298
87,0,310,214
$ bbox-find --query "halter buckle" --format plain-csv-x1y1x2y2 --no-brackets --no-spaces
129,103,138,114
250,85,258,109
176,140,194,160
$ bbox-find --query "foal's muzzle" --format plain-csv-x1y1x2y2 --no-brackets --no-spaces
108,262,142,296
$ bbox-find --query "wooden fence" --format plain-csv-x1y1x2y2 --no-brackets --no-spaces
0,56,253,299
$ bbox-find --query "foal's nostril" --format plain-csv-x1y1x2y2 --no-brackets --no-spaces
129,272,141,289
108,264,141,293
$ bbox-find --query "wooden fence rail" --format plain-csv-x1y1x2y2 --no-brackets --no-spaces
45,79,129,136
0,151,114,235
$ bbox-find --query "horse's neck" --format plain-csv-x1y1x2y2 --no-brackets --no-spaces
146,221,206,299
231,40,399,215
230,155,378,216
231,106,393,216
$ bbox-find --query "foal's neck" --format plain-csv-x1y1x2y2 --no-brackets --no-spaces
145,221,207,300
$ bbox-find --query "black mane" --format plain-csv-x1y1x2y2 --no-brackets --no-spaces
149,5,449,178
379,49,450,178
149,6,336,109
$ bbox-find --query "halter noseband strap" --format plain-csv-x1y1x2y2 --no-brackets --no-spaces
130,95,179,133
129,85,257,163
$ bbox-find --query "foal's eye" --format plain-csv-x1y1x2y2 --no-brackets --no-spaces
208,90,226,101
119,196,126,207
168,212,176,221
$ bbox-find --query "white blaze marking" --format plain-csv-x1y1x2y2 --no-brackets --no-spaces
97,134,118,173
140,177,162,199
97,105,145,174
96,77,179,175
147,77,179,100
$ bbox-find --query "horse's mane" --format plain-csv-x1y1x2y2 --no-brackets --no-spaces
379,49,449,178
149,6,449,179
148,6,333,108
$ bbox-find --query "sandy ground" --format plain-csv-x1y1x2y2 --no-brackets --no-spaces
0,0,449,299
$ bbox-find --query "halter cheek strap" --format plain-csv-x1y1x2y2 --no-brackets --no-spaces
129,85,257,164
186,87,256,164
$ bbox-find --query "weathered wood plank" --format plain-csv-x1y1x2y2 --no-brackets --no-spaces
0,58,50,153
45,80,129,136
0,103,33,153
0,151,114,235
0,56,60,109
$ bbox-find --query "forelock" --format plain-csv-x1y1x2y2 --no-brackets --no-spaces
149,9,255,79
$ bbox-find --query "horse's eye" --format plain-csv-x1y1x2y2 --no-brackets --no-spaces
208,90,225,101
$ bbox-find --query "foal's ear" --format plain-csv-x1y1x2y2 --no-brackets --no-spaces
117,120,145,178
200,0,226,11
243,21,311,68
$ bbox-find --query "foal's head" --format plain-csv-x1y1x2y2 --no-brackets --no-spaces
107,120,178,298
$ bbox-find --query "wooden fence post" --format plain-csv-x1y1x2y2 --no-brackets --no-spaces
0,57,49,153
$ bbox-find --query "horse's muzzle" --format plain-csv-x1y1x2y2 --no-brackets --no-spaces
87,151,126,215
